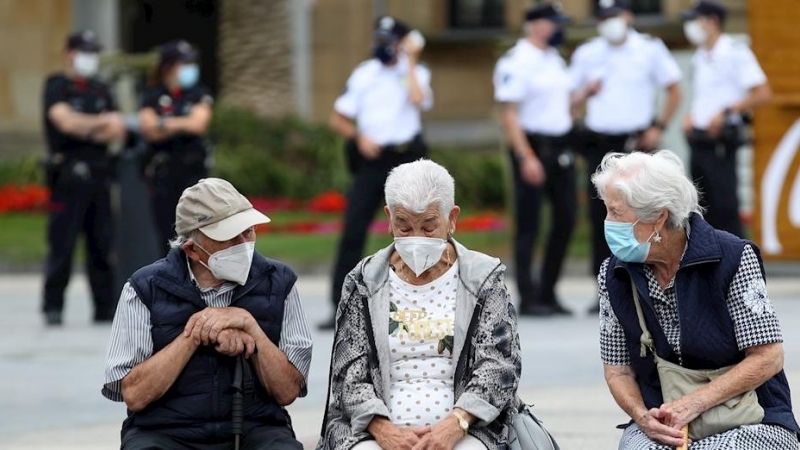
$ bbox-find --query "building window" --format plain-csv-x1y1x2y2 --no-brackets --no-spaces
594,0,661,16
450,0,505,28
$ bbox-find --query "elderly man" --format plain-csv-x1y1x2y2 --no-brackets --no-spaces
102,178,312,450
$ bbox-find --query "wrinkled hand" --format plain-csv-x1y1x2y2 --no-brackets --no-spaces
659,395,705,431
637,127,662,152
520,156,546,186
214,328,256,357
357,133,382,160
635,408,689,447
185,307,257,345
376,424,429,450
707,111,726,138
412,417,463,450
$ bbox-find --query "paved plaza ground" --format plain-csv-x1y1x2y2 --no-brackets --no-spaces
1,272,799,449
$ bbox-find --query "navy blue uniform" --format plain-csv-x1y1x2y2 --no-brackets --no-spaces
140,85,213,253
42,74,117,320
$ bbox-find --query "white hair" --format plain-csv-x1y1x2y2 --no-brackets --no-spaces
168,229,203,250
384,159,455,217
591,150,702,229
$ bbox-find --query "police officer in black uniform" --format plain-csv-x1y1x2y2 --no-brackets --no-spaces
42,30,126,325
139,40,214,254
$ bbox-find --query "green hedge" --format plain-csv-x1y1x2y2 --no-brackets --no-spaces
0,108,508,209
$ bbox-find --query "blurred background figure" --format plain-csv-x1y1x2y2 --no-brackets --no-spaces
139,40,214,255
42,30,126,326
320,16,433,330
681,0,771,238
493,2,575,317
569,0,682,313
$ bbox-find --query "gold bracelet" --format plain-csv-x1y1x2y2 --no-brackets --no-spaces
452,410,469,436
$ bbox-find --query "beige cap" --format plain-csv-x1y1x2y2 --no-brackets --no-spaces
175,178,270,241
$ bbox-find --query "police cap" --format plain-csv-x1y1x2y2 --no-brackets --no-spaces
681,0,727,23
597,0,630,19
159,40,199,66
65,30,102,53
374,16,411,42
525,2,570,24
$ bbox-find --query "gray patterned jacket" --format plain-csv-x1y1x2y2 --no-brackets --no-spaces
316,239,522,450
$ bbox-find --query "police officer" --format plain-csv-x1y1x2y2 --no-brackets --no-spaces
42,30,126,325
570,0,682,311
493,3,575,316
681,0,771,238
320,16,432,330
139,40,214,255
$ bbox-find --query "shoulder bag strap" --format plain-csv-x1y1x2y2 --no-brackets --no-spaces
630,280,657,358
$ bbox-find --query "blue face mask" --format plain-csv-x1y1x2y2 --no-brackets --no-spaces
372,44,396,65
604,220,655,263
177,64,200,89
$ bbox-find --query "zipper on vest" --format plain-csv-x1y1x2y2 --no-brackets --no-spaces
672,258,717,366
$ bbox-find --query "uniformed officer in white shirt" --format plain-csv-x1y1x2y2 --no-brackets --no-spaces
493,3,574,317
681,0,771,238
321,16,433,330
570,0,682,312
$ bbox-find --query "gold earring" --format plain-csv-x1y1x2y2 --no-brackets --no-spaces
653,230,662,243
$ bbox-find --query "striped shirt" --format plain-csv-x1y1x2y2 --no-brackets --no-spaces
102,260,313,402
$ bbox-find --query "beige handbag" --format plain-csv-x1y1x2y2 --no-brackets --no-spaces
630,282,764,440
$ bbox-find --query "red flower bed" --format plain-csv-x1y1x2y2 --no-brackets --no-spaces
0,184,50,213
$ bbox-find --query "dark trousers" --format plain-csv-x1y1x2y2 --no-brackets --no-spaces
149,163,207,255
580,130,633,279
43,165,114,317
330,137,426,308
121,425,302,450
689,130,744,238
510,133,576,309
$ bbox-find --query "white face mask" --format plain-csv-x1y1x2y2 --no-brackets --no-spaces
394,236,447,277
597,16,628,44
196,241,255,285
683,20,708,46
73,52,99,78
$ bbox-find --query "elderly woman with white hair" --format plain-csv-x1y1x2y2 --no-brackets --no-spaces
317,159,521,450
593,150,798,449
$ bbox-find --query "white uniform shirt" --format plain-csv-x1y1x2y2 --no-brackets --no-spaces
493,39,573,136
334,55,433,146
387,262,459,428
690,34,767,130
570,31,682,134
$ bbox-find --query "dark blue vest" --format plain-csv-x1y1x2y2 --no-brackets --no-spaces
605,213,798,435
123,248,298,442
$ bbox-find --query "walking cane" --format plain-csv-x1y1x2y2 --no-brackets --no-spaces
231,355,244,450
231,354,253,450
676,424,689,450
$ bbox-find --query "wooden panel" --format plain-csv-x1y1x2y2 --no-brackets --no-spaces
750,0,800,260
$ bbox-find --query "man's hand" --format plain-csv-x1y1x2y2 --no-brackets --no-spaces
214,328,256,357
371,418,428,450
185,307,257,345
357,133,382,160
635,408,689,447
403,35,424,62
637,127,662,152
411,416,463,450
707,111,726,138
520,156,546,186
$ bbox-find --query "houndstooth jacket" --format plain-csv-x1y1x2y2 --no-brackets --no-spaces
316,239,522,450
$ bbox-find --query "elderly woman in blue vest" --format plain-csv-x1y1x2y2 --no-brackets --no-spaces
593,150,799,449
317,160,522,450
102,178,312,450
